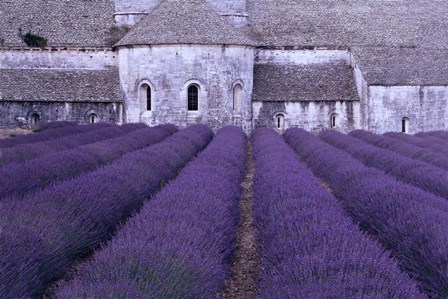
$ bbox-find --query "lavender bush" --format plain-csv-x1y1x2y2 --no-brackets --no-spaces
320,130,448,200
0,124,177,199
0,123,147,166
0,124,213,298
0,122,110,149
350,130,448,171
385,132,448,155
424,131,448,140
252,128,422,298
285,128,448,298
33,121,77,132
55,126,246,298
415,132,448,146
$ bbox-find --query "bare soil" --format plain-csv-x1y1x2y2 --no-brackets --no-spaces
220,143,259,299
0,128,32,139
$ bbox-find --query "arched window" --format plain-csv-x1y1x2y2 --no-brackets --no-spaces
233,84,242,114
89,113,97,124
140,84,151,113
275,113,285,130
402,117,409,133
31,113,40,127
188,85,199,111
330,114,338,128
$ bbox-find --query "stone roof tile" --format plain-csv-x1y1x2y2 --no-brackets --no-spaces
253,64,359,102
0,69,121,102
247,0,448,49
115,0,255,47
0,0,115,47
352,47,448,85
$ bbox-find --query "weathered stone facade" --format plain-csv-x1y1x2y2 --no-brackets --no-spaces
119,45,254,132
0,101,122,128
1,0,448,133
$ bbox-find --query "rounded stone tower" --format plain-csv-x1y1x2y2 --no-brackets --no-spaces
206,0,248,27
115,0,255,132
114,0,161,27
115,0,248,29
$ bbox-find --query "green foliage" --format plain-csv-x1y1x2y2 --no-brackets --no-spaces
106,25,130,47
18,28,47,47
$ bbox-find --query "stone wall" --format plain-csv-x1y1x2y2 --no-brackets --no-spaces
0,47,122,128
114,0,160,27
252,48,361,133
118,44,254,132
0,48,117,70
0,101,122,128
366,86,448,134
255,48,351,65
351,52,369,129
207,0,247,14
253,100,360,133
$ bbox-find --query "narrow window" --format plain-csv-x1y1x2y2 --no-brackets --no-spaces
188,85,199,111
89,113,97,124
402,117,409,133
146,86,151,111
31,113,40,127
275,113,285,130
331,114,337,128
140,84,151,113
233,83,242,114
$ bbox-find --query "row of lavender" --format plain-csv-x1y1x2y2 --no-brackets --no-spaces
55,127,430,298
319,130,448,200
349,130,448,171
2,123,448,297
387,131,448,155
252,129,422,298
0,122,110,149
285,129,448,298
0,122,148,166
0,124,177,199
0,125,213,297
56,126,247,298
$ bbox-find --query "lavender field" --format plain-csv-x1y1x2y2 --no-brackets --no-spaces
1,123,447,298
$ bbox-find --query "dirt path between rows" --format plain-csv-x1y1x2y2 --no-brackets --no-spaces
220,142,259,299
0,128,31,139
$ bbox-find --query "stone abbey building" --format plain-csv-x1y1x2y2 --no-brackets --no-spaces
1,0,448,134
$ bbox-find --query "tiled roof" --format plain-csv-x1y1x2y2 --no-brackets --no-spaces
253,64,359,102
247,0,448,49
0,69,121,102
0,0,115,47
115,0,255,47
352,47,448,85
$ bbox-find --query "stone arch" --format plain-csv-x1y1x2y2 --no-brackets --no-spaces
135,79,156,114
274,112,286,131
180,78,207,92
134,78,157,93
229,79,245,92
327,108,339,129
181,79,207,112
26,109,41,128
230,80,244,114
84,109,99,124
